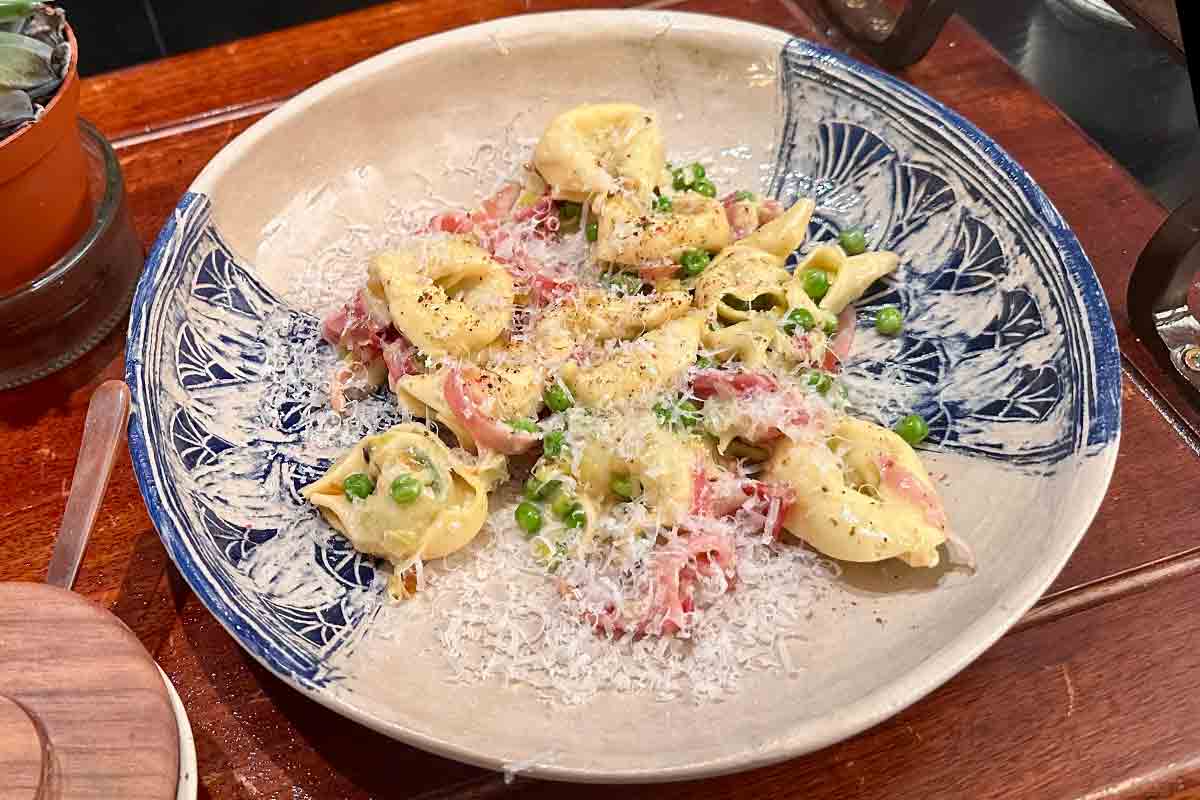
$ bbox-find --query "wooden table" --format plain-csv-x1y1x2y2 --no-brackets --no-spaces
2,1,1197,797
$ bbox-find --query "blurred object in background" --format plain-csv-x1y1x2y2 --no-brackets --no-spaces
958,0,1197,210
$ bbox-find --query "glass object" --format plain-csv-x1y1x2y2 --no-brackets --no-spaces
0,118,143,389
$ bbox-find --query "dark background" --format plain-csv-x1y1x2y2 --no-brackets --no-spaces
62,0,1197,209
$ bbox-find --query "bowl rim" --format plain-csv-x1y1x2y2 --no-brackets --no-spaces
125,9,1121,783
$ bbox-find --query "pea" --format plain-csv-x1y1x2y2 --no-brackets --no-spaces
507,418,539,434
690,162,706,180
653,194,673,213
564,504,587,529
550,492,576,520
734,190,755,202
342,473,375,500
543,382,573,413
693,178,717,198
389,474,422,504
838,228,868,256
558,201,582,221
515,501,543,536
585,221,599,242
610,474,642,501
801,268,830,301
695,355,715,369
894,413,930,445
783,307,816,335
875,305,903,337
543,430,566,458
671,168,691,191
678,248,711,277
822,317,839,336
807,371,834,394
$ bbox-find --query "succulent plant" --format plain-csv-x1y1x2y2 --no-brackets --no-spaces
0,1,69,140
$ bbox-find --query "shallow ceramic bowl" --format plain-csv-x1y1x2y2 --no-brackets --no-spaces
126,10,1120,782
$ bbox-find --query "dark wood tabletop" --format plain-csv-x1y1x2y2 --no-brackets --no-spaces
2,1,1198,798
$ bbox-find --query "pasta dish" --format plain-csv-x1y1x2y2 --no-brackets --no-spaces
301,103,955,640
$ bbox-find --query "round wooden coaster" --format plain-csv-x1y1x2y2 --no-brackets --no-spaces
0,583,179,799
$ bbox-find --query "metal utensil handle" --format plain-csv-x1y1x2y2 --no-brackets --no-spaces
45,380,132,590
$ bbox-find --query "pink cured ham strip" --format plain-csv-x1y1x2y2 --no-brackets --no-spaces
876,455,949,531
442,366,539,455
822,305,857,373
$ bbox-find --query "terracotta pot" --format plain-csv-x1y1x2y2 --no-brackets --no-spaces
0,26,90,295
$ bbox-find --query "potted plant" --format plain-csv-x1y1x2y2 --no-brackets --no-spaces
0,1,88,294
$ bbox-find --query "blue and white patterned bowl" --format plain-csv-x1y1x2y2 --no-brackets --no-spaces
126,11,1119,781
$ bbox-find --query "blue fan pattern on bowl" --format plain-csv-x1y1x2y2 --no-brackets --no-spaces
126,38,1120,689
128,193,385,686
773,39,1118,466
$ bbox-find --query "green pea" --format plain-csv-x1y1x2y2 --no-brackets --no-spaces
894,414,930,445
783,307,816,335
734,190,755,202
690,162,706,180
693,178,717,198
807,371,834,394
585,221,599,242
388,474,422,504
801,268,830,301
695,355,715,369
515,501,543,536
543,382,574,413
558,201,582,221
610,473,642,501
653,194,673,213
507,417,539,434
671,168,691,191
838,228,868,256
564,504,587,529
550,492,576,520
543,430,566,458
822,317,839,336
678,248,711,277
342,473,375,500
875,305,903,337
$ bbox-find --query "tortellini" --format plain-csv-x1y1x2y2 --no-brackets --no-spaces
302,424,502,591
739,197,815,258
310,101,948,592
595,193,731,266
533,103,665,201
561,312,704,407
797,244,901,315
370,238,514,358
571,410,707,527
572,289,692,340
767,417,947,567
694,245,792,322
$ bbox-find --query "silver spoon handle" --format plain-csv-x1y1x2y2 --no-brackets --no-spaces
46,380,131,590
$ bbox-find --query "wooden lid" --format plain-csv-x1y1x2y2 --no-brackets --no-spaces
0,583,179,799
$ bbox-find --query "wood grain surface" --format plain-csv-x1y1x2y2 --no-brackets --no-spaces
1,1,1197,798
0,583,179,799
